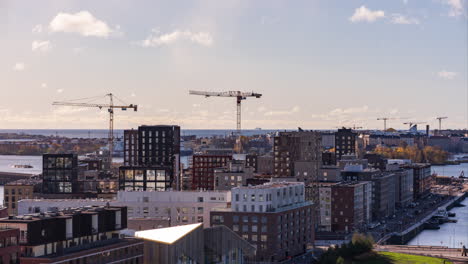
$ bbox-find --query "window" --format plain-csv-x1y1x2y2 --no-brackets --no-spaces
197,207,203,214
261,235,267,242
251,194,255,202
242,225,248,232
212,215,224,224
243,216,248,223
233,216,239,223
252,235,258,241
233,225,239,232
252,225,258,232
235,194,239,201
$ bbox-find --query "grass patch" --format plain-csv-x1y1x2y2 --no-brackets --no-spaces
354,252,452,264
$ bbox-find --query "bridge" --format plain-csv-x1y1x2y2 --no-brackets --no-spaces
376,245,468,263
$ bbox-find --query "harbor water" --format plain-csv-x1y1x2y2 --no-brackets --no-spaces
407,198,468,248
407,163,468,248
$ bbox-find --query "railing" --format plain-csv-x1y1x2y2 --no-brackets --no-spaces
62,238,121,255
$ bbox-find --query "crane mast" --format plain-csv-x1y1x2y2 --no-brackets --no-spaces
189,90,262,153
52,93,137,166
436,117,448,132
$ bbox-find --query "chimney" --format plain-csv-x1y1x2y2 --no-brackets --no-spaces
426,125,430,137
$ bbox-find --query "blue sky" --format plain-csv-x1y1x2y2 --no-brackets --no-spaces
1,0,466,130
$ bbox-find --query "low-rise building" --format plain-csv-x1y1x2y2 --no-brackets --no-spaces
19,190,230,228
0,205,144,264
214,159,254,190
135,223,255,264
0,227,20,264
4,179,41,216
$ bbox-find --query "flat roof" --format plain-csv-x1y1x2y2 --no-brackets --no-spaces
135,223,202,244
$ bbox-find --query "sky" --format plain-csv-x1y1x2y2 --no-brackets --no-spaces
1,0,467,130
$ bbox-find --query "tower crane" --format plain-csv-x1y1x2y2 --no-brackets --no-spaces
52,93,137,164
436,117,448,131
377,117,398,131
189,90,262,153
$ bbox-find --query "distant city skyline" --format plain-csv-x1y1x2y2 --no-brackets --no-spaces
1,0,466,130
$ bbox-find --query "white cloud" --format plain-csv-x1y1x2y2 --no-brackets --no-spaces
329,105,369,116
441,0,465,17
32,24,43,33
32,40,52,52
264,106,300,116
350,6,385,23
56,89,64,93
140,29,213,47
49,11,119,38
437,70,457,80
41,83,47,88
391,14,420,24
13,63,25,71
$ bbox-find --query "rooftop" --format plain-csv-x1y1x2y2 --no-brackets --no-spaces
234,181,303,190
135,223,202,244
1,205,124,222
5,178,42,186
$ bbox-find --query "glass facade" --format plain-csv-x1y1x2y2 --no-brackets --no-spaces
119,167,172,191
42,154,78,194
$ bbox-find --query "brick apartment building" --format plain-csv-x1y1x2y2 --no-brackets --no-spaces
211,182,314,263
192,154,232,190
330,182,372,233
0,227,20,263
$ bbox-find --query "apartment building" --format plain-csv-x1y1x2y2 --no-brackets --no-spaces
42,154,78,194
211,182,314,263
120,125,181,191
335,128,356,162
0,205,143,264
214,159,254,190
4,179,41,215
330,182,372,233
19,190,230,228
192,154,232,190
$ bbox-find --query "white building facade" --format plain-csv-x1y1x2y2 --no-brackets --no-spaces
231,182,305,213
18,190,230,228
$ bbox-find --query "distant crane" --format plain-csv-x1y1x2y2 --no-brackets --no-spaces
377,117,397,131
403,121,425,130
52,93,137,163
189,90,262,153
436,117,448,131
